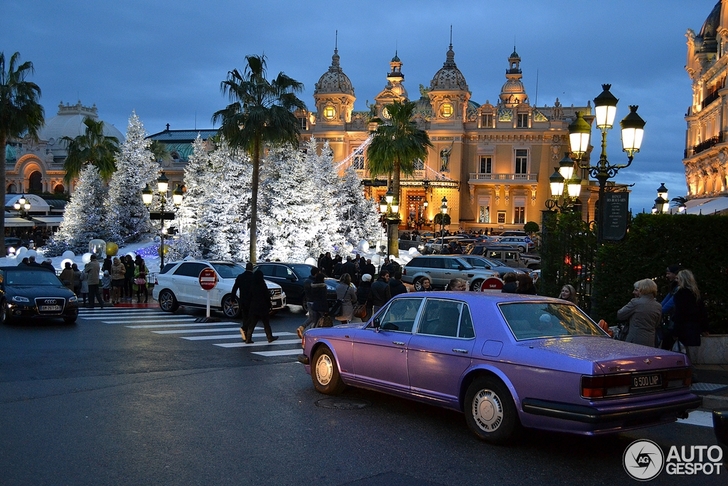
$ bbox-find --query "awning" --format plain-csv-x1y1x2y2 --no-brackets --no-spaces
684,197,728,215
32,216,64,226
4,217,35,227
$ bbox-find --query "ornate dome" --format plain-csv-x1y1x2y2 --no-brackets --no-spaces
314,48,355,96
695,1,721,54
430,43,468,91
39,101,125,146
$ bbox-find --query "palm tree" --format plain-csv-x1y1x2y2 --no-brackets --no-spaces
367,100,432,256
212,54,305,263
0,52,45,256
61,117,120,184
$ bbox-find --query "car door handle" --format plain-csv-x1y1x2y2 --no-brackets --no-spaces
392,341,405,346
452,348,469,354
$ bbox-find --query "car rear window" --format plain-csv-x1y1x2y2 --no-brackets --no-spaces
499,302,605,340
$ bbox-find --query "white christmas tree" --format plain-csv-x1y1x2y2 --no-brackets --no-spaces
171,136,210,260
49,165,108,254
258,144,325,261
307,139,347,255
105,112,160,244
339,164,383,247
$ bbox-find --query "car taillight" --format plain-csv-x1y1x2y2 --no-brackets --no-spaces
581,375,632,398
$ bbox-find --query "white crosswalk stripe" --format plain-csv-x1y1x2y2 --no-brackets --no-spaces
78,307,302,357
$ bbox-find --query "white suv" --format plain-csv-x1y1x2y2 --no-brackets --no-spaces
494,236,534,253
153,260,286,317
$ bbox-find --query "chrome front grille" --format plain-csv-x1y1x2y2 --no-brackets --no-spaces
34,297,66,315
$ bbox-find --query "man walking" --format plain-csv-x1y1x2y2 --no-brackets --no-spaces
370,270,392,315
232,262,255,341
297,266,320,339
85,254,104,309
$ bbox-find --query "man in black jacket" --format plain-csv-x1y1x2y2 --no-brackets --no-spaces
231,262,255,341
370,270,392,315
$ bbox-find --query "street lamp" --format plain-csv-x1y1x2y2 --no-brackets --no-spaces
654,183,668,214
143,172,181,269
440,196,448,251
568,84,646,243
13,195,31,218
545,153,582,211
379,188,400,257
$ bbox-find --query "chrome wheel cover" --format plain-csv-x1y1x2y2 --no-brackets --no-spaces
315,353,334,386
222,296,239,318
471,388,504,432
159,291,175,311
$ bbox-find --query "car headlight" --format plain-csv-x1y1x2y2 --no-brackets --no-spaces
11,295,30,303
69,295,78,303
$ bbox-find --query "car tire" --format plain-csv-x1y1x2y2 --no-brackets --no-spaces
158,289,179,313
470,279,484,292
413,277,425,291
64,315,77,324
464,377,520,444
0,301,6,325
311,346,345,395
222,294,240,318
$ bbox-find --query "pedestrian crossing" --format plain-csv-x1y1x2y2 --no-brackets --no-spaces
78,307,303,357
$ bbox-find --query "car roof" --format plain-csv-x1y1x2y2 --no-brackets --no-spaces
398,291,562,305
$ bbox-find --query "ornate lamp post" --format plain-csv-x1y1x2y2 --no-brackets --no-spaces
13,195,31,218
439,196,448,251
568,84,646,243
545,153,582,211
143,172,182,270
653,183,668,214
378,188,400,257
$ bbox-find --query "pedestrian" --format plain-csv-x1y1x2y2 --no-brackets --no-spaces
307,273,330,331
356,273,373,321
101,270,112,303
672,269,708,356
320,252,333,277
134,257,149,303
110,257,126,305
244,270,277,344
419,277,434,291
18,257,29,266
334,273,358,324
40,259,55,273
123,255,135,302
59,261,75,291
501,272,518,293
559,284,577,304
78,266,89,305
84,254,104,309
102,254,113,274
446,278,468,291
515,273,537,295
659,264,681,350
363,258,377,279
231,262,255,341
616,279,662,347
389,269,408,297
370,270,392,315
296,267,320,339
27,255,41,267
72,263,82,296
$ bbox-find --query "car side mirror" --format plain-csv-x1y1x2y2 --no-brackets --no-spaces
373,317,381,332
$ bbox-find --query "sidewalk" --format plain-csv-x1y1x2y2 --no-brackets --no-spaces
694,365,728,411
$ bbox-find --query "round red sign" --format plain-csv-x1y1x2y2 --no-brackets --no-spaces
198,268,218,290
481,277,504,290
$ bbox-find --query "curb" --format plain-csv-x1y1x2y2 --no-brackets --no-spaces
703,394,728,411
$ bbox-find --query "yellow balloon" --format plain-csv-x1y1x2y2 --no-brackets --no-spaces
106,242,119,256
158,244,169,257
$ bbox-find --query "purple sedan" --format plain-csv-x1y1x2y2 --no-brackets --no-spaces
299,292,701,443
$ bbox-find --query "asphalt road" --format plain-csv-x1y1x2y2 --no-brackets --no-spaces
0,305,724,486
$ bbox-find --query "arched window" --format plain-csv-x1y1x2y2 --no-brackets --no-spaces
7,184,16,194
53,184,65,194
29,171,42,192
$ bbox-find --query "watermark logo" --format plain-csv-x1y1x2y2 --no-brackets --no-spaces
623,439,664,481
623,440,724,480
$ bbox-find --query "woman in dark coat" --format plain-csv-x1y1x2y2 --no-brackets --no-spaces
672,269,707,351
356,274,373,321
244,270,277,344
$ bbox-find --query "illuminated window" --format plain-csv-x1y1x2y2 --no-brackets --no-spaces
440,103,454,118
323,105,336,120
514,196,526,224
481,113,494,128
479,156,492,174
515,149,528,175
517,113,528,128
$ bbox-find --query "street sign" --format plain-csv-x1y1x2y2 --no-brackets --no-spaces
198,268,218,290
481,277,504,290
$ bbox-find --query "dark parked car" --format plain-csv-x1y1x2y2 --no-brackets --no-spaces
300,292,701,443
0,266,79,324
4,237,30,255
458,255,526,278
255,262,338,311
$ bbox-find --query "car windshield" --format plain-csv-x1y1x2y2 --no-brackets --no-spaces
499,302,605,340
289,264,312,277
211,262,244,279
5,269,63,286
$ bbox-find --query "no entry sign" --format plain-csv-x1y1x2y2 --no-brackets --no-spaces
199,268,218,290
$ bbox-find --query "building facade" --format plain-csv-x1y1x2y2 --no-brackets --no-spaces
301,43,591,232
684,0,728,214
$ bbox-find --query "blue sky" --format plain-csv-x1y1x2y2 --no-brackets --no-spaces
1,0,715,213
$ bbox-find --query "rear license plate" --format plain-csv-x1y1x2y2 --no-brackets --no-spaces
40,305,62,312
631,373,662,390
